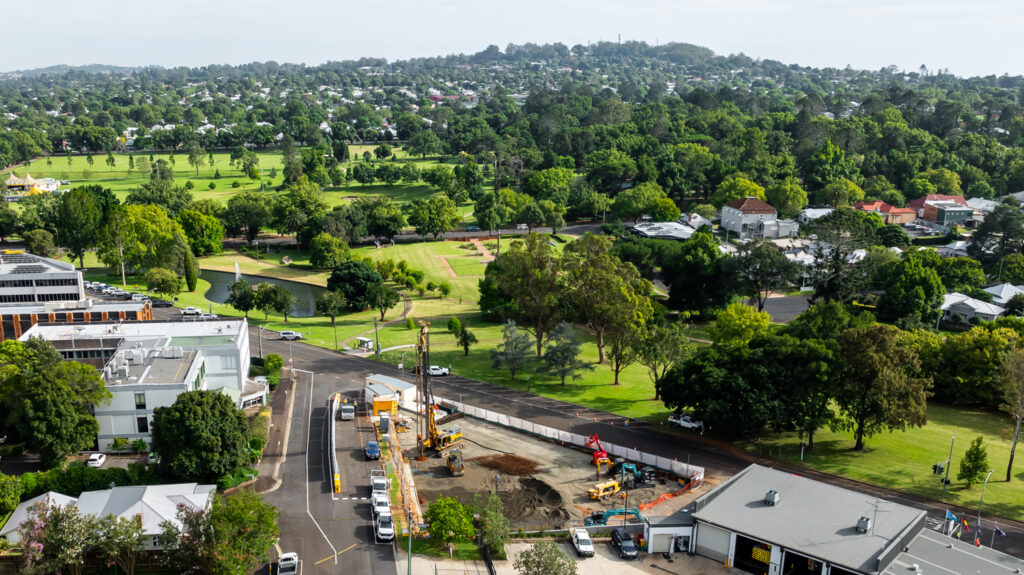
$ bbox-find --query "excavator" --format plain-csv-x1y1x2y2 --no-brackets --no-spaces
607,461,657,488
417,322,464,458
583,507,645,526
584,434,611,470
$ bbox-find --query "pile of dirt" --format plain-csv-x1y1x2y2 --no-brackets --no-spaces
469,454,539,476
500,477,570,526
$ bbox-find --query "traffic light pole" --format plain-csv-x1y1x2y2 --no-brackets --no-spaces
942,431,955,499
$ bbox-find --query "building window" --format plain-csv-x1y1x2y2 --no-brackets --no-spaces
221,355,238,370
137,416,149,433
134,392,146,410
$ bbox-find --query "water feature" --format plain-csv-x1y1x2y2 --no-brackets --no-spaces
200,269,326,317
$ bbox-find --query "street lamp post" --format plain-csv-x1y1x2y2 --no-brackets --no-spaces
978,469,995,542
942,431,955,499
400,350,409,371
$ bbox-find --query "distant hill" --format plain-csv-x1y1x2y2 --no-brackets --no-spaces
0,64,142,78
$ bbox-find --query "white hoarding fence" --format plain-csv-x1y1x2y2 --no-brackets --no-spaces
438,397,704,482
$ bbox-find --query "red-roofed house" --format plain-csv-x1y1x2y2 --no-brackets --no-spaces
853,201,917,225
721,197,799,239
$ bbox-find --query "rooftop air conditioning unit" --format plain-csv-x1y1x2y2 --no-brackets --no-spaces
116,363,129,379
856,516,871,533
764,490,780,506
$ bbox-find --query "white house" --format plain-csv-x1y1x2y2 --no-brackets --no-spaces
721,197,798,240
0,484,215,549
984,283,1024,306
797,208,833,225
941,292,1006,324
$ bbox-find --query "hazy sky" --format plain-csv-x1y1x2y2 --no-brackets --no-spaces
5,0,1022,77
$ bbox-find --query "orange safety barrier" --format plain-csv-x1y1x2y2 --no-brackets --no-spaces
637,486,689,511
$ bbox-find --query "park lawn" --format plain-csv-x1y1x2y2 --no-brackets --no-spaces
3,146,451,207
443,255,488,278
199,248,330,287
745,403,1024,521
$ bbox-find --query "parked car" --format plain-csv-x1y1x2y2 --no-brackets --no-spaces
365,441,381,460
131,293,149,302
376,513,395,541
667,413,704,431
413,365,450,376
280,330,303,340
198,313,218,319
371,492,390,517
610,527,638,560
571,527,595,557
86,453,107,468
516,223,529,230
148,452,160,465
181,307,201,315
150,299,173,307
278,552,300,575
466,226,480,232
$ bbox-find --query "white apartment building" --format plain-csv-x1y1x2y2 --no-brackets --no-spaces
21,320,260,451
0,252,83,304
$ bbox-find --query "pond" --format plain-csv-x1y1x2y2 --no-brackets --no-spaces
200,269,326,318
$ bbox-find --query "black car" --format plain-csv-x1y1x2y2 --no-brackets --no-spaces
150,299,173,308
610,528,638,560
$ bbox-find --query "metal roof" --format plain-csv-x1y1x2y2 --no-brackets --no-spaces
691,465,925,574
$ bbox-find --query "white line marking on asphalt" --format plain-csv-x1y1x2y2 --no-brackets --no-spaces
302,370,338,564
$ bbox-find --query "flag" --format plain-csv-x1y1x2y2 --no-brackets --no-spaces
995,525,1006,537
946,510,957,521
961,518,970,532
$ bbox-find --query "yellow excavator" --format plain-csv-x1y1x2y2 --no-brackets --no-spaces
417,322,465,458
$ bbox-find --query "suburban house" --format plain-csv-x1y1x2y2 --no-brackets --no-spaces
721,197,799,240
941,292,1006,324
937,240,970,258
20,320,262,451
683,212,714,229
852,201,916,225
984,283,1024,306
0,484,215,549
797,207,832,225
632,221,695,240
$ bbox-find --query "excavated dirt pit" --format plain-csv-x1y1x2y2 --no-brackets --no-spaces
400,415,694,530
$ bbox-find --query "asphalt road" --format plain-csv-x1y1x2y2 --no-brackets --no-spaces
761,294,812,323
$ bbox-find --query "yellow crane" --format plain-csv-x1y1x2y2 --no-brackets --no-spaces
417,322,464,459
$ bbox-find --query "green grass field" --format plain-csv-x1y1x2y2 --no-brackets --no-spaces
2,146,453,208
745,403,1024,521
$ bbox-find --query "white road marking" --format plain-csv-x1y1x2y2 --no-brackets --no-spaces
302,370,338,564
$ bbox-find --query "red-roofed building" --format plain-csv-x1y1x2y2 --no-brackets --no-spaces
721,197,798,239
907,194,966,216
853,201,917,225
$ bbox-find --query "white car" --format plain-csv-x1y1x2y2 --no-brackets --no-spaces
516,223,529,230
198,313,218,319
668,413,704,431
131,293,149,302
376,513,395,541
571,527,595,557
279,330,303,340
86,453,106,468
181,307,201,315
278,552,300,575
428,365,449,376
371,492,390,517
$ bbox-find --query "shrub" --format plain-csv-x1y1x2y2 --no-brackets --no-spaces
112,437,131,451
214,168,222,179
185,180,195,190
267,372,281,391
408,269,425,282
416,284,427,296
264,354,283,377
231,180,242,188
131,439,148,453
406,317,416,330
217,467,258,490
208,182,216,190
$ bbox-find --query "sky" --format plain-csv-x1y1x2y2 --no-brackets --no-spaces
4,0,1023,78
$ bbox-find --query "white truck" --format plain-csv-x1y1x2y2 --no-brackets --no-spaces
668,413,704,431
339,403,355,421
370,469,388,497
570,528,595,557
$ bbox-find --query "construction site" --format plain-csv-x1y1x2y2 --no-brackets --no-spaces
397,414,710,529
376,322,711,533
